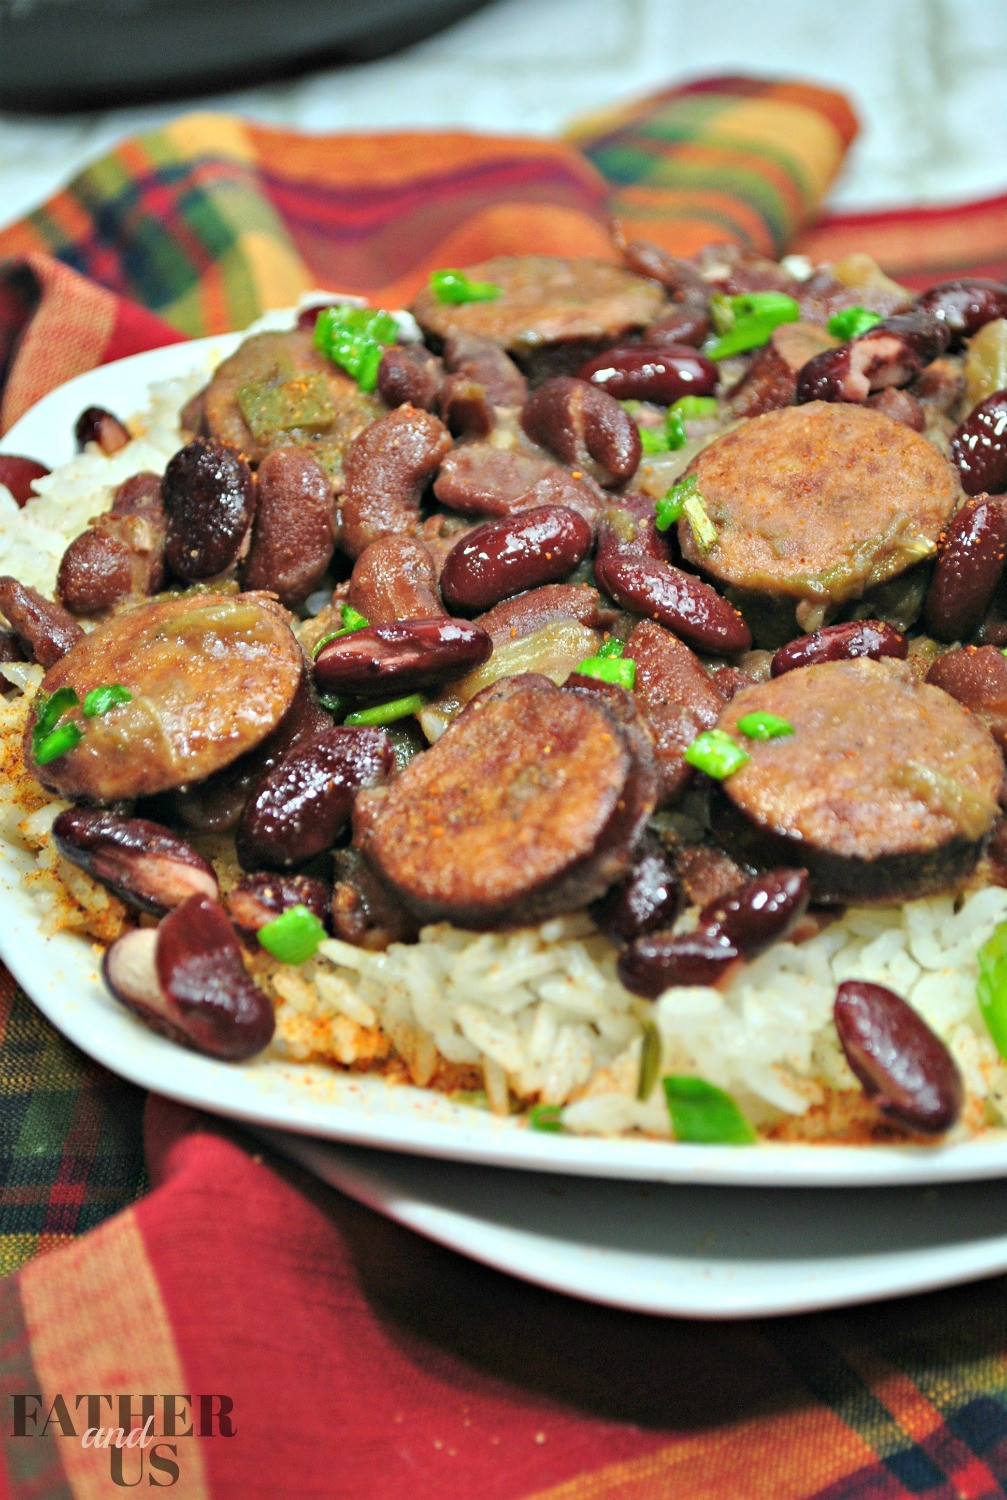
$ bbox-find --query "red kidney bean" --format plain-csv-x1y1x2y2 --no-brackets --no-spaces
74,405,131,454
770,620,908,676
521,376,641,488
237,725,394,870
0,454,49,505
926,645,1007,748
0,630,25,664
348,535,445,625
618,928,741,999
111,471,163,516
339,405,452,559
104,895,274,1060
917,278,1007,348
950,391,1007,497
377,344,444,411
52,808,218,916
574,344,718,405
833,979,964,1134
438,373,494,440
440,505,592,614
796,310,950,404
643,305,712,349
242,447,336,607
590,831,680,943
226,872,331,933
0,575,84,667
313,617,492,695
924,495,1007,641
476,582,614,641
162,439,256,581
595,551,751,655
57,510,166,616
443,333,527,408
698,869,809,959
620,239,711,296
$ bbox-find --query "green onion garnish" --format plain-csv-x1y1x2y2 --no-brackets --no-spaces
576,656,636,690
977,920,1007,1060
430,268,503,305
736,711,794,741
343,693,426,726
655,473,698,531
82,683,132,718
682,491,717,555
683,728,750,780
313,305,399,392
34,722,84,765
670,395,718,422
31,686,81,763
663,1076,756,1144
704,291,800,361
528,1103,564,1132
640,426,673,455
257,905,327,965
827,305,883,341
312,603,370,658
596,637,625,658
637,1020,662,1102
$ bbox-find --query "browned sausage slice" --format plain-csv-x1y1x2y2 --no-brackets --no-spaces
26,592,304,802
354,672,657,927
411,256,666,371
711,658,1004,903
680,403,959,608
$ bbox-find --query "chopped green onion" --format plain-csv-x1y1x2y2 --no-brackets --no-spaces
827,305,883,341
683,728,750,779
670,395,718,422
682,491,717,555
430,268,503,305
619,399,643,414
576,656,636,690
736,711,794,741
257,905,327,965
34,722,84,766
32,686,79,746
663,1076,756,1144
528,1103,564,1132
640,425,672,455
343,693,426,726
704,291,800,361
708,291,735,335
637,1020,662,1101
311,603,371,658
655,473,697,531
977,920,1007,1060
731,291,802,321
664,408,688,450
82,683,132,718
313,304,399,392
596,637,625,658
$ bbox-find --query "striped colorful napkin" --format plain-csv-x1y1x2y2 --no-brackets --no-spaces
1,73,1007,1500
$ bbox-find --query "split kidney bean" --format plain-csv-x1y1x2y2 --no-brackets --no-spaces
313,617,491,695
0,454,49,505
595,550,751,655
950,391,1007,497
917,279,1007,347
237,725,394,870
796,310,949,404
162,439,256,581
521,377,641,488
226,871,331,933
440,505,592,614
923,495,1007,641
574,344,718,405
52,808,218,916
618,928,741,998
0,575,83,667
697,869,809,959
770,620,908,676
590,831,680,943
833,979,964,1134
74,405,130,455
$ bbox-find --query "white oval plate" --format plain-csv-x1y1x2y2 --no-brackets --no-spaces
4,334,1007,1190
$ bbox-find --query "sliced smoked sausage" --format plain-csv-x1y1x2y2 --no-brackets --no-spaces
710,658,1004,903
354,672,657,927
25,592,304,802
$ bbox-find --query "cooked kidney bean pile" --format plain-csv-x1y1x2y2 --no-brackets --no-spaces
5,242,1007,1139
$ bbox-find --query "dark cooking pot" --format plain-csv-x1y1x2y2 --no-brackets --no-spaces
0,0,490,109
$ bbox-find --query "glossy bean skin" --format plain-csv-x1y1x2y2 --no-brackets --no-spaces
376,344,444,411
574,344,718,405
74,405,130,455
618,929,741,999
0,575,84,667
440,506,592,614
770,619,908,676
833,979,964,1134
924,495,1007,641
595,551,751,655
57,509,166,616
796,310,950,404
313,617,492,695
52,808,218,916
643,305,712,350
697,869,810,960
226,871,331,933
917,279,1007,348
926,645,1007,749
589,831,680,943
521,377,641,489
0,455,49,506
950,392,1007,497
242,448,336,607
161,439,256,581
237,725,394,870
